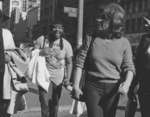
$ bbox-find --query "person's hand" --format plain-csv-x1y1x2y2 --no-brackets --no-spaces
71,86,83,100
63,78,70,86
5,54,11,63
63,78,72,91
39,48,52,56
118,82,130,95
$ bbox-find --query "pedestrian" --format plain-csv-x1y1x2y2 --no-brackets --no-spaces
32,20,73,117
134,17,150,117
0,8,12,117
72,3,135,117
0,9,28,117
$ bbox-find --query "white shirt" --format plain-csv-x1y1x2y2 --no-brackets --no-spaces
3,28,16,50
36,37,73,85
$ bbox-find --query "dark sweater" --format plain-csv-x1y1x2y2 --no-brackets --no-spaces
75,34,135,83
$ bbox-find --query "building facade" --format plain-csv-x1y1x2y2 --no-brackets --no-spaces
27,6,41,40
120,0,150,43
53,0,150,46
2,0,41,44
2,0,23,28
40,0,56,36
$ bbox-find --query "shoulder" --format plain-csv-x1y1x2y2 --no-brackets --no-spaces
2,28,13,40
36,35,45,42
62,38,72,46
120,36,130,44
2,28,13,36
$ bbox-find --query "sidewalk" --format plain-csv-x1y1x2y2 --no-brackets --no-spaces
12,106,141,117
12,105,75,117
12,83,141,117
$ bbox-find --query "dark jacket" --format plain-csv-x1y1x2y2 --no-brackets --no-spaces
0,28,5,72
135,33,150,90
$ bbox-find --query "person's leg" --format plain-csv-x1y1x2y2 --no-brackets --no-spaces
0,100,11,117
138,91,150,117
49,83,62,117
38,85,51,117
84,81,105,117
0,72,10,117
2,100,11,117
102,82,120,117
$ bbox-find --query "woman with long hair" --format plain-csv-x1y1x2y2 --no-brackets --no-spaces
72,3,135,117
35,20,73,117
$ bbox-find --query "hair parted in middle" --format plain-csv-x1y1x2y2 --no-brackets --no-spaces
97,3,125,38
49,20,64,50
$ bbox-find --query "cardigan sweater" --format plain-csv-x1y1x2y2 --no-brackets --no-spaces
75,34,135,83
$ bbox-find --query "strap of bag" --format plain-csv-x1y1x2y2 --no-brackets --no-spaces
42,37,46,49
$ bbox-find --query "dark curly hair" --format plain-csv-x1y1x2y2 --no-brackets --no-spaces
96,3,125,38
49,20,64,50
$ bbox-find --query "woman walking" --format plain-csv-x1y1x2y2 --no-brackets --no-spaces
72,3,135,117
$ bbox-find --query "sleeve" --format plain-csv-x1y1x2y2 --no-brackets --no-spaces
74,34,92,69
34,35,45,49
3,29,16,50
65,41,73,58
121,39,135,75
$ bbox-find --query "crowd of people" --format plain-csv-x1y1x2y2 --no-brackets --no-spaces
0,2,150,117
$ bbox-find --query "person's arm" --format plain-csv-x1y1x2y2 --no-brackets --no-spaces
72,34,92,98
72,66,83,99
63,56,73,87
119,39,135,95
119,71,134,95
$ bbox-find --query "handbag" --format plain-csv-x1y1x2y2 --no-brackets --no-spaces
12,76,29,94
9,61,29,94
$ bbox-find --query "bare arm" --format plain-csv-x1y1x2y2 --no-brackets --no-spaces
119,39,135,95
119,71,134,95
71,66,83,99
73,67,82,88
64,56,73,83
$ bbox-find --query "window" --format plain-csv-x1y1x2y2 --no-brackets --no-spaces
131,19,135,32
12,1,19,6
144,0,148,10
12,7,17,11
125,19,130,33
44,8,49,15
139,0,142,11
137,18,142,32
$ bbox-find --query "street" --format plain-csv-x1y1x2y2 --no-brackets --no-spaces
12,83,141,117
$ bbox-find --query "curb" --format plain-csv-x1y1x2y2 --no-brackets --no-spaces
17,105,72,114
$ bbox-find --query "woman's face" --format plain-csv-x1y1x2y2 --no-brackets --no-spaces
52,24,63,39
96,13,111,33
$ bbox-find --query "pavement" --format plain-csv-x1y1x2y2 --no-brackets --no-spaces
12,83,141,117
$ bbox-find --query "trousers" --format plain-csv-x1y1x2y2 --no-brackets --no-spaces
38,82,62,117
138,89,150,117
84,79,120,117
0,72,11,117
